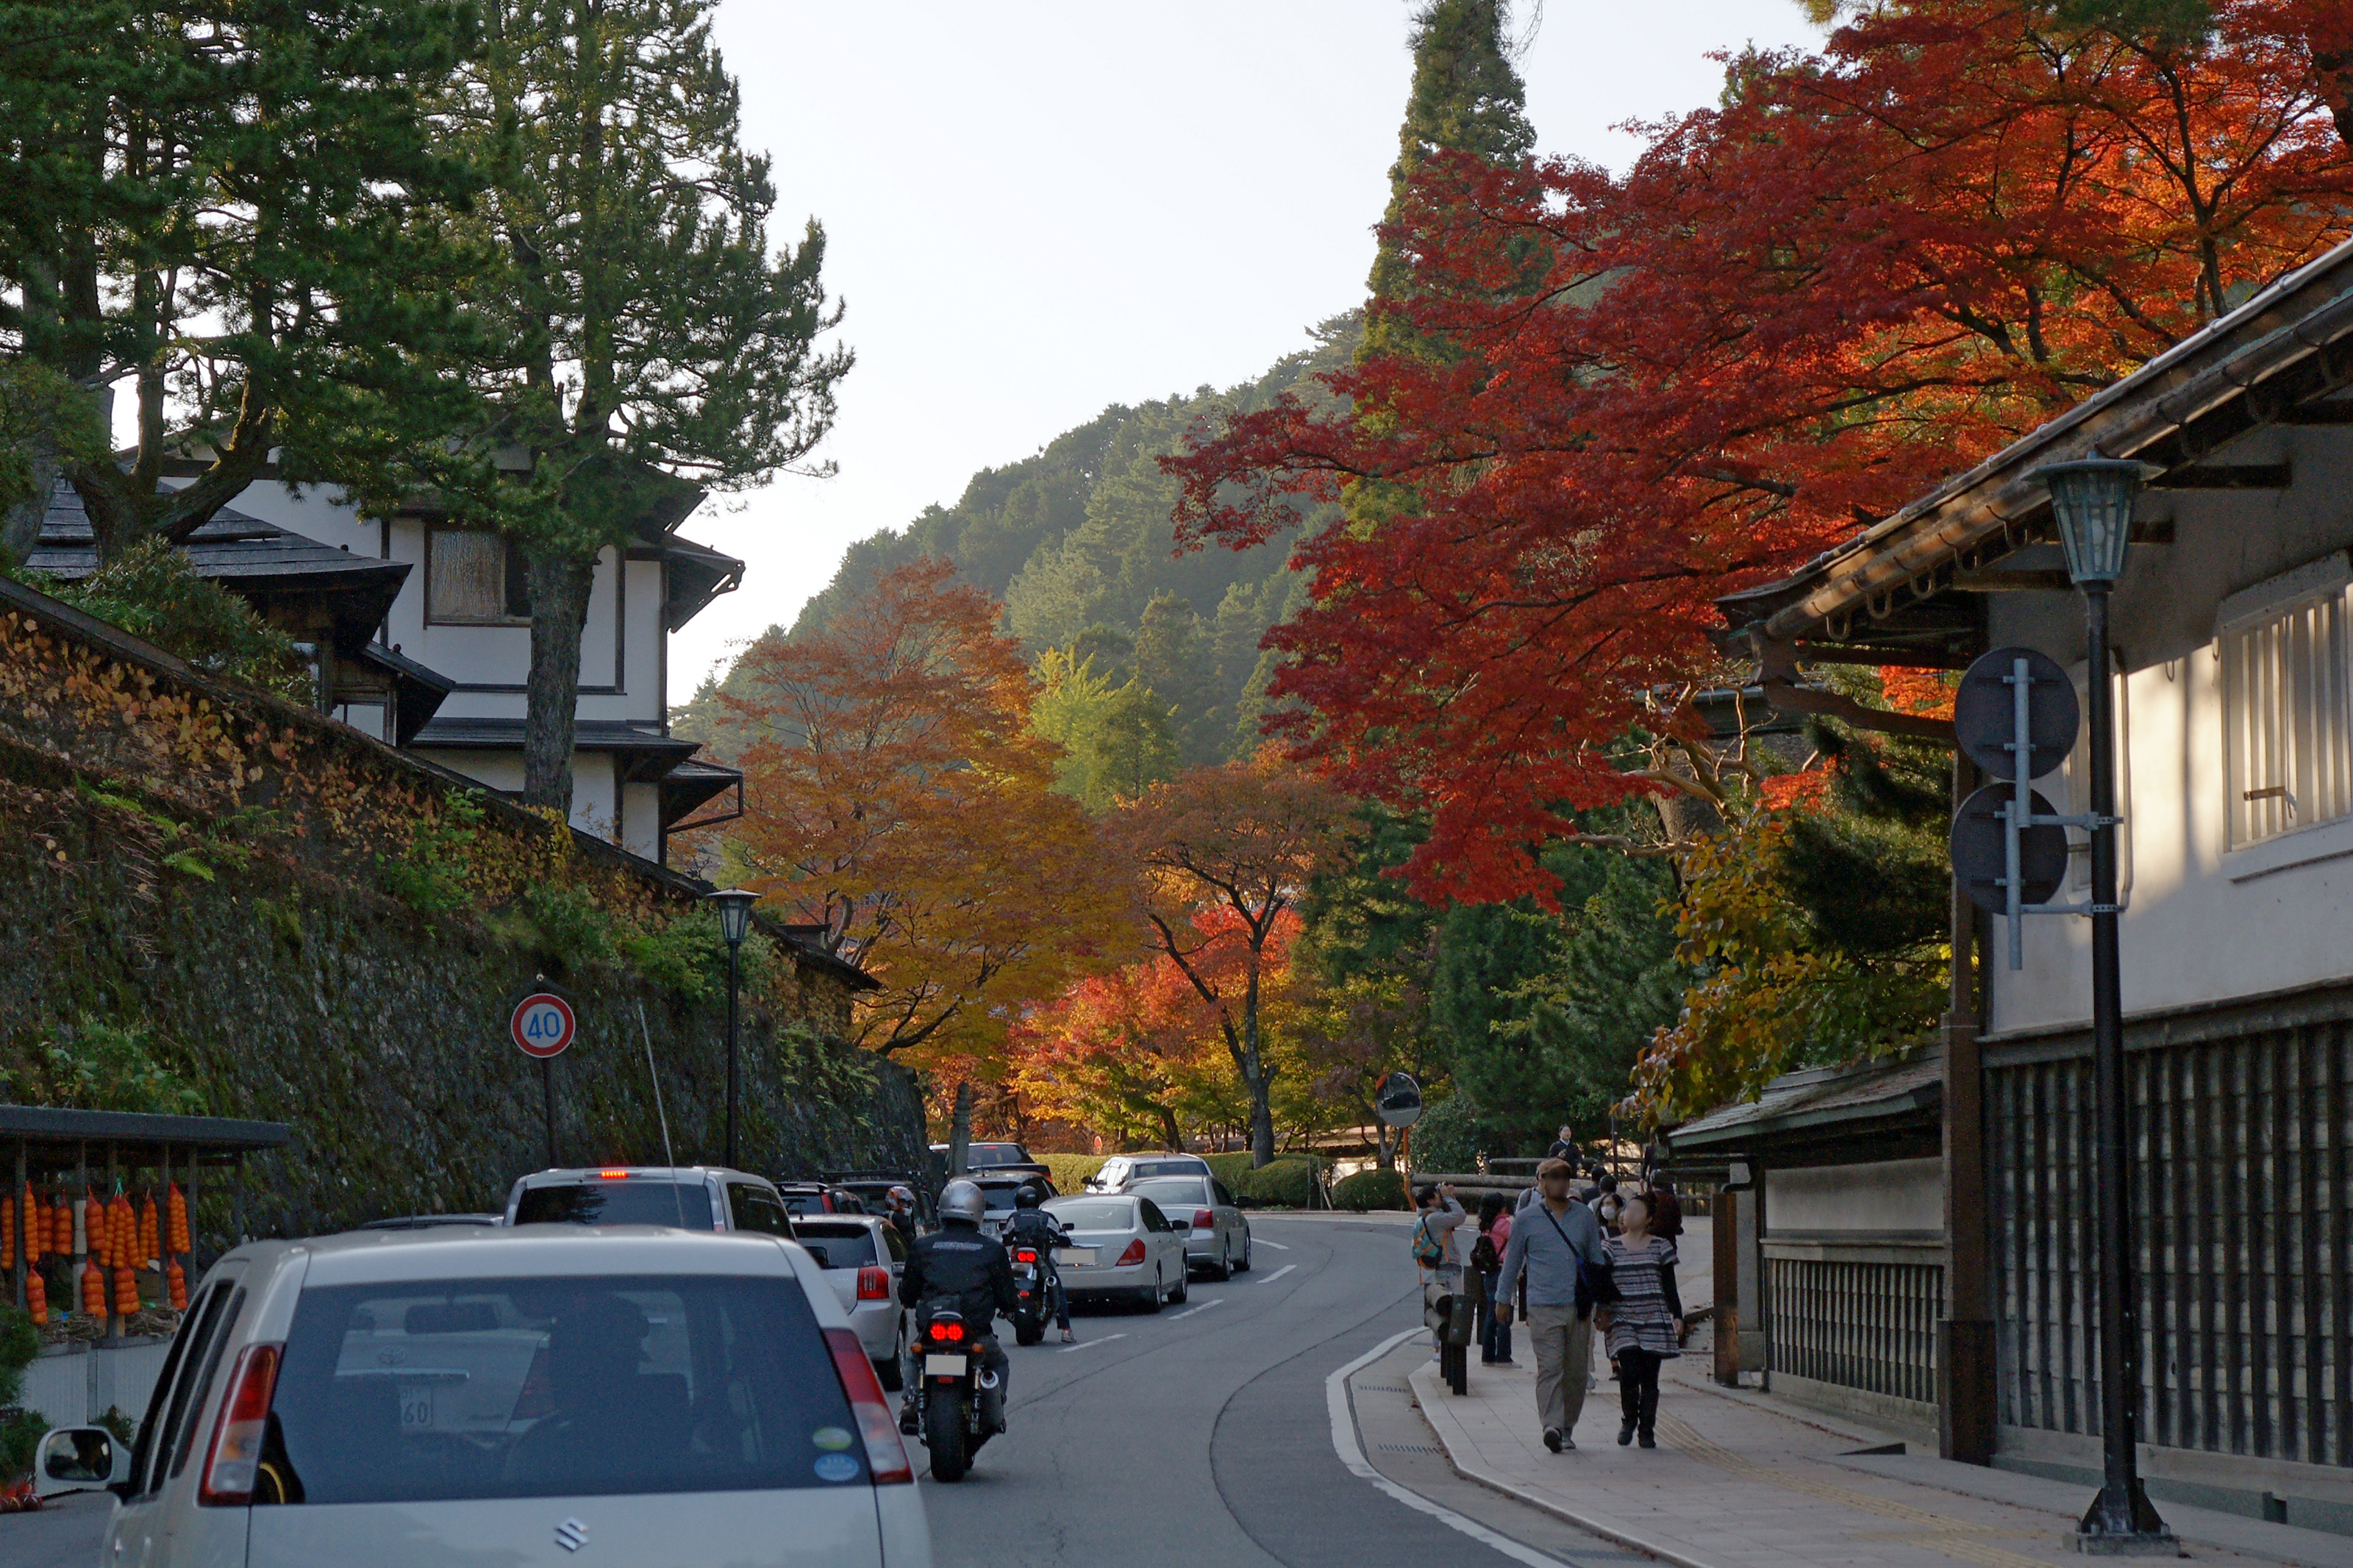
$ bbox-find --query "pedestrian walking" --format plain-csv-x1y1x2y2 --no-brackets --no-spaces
1546,1124,1581,1165
1595,1192,1682,1449
1411,1182,1468,1358
1492,1157,1610,1453
1647,1179,1684,1242
1472,1193,1515,1364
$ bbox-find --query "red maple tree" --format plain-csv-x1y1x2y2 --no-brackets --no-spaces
1167,0,2353,906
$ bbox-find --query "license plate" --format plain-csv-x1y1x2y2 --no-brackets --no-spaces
1054,1247,1097,1267
924,1354,968,1376
397,1384,434,1428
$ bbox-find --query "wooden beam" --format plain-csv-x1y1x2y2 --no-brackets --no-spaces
2149,463,2291,490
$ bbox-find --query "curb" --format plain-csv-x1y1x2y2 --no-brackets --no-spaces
1404,1360,1724,1568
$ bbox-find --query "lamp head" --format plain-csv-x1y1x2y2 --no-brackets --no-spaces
2031,457,2152,586
705,887,758,947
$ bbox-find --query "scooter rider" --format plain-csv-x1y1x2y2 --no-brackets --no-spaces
1004,1184,1076,1343
897,1178,1018,1434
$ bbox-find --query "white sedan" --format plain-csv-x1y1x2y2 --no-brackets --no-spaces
1041,1195,1190,1311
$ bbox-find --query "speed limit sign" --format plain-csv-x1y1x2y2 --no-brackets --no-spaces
510,992,577,1059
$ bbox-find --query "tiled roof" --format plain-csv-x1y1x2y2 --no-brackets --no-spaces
1662,1049,1942,1153
34,482,410,593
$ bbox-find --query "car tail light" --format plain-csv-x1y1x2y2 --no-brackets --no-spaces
824,1327,913,1485
856,1265,890,1300
597,1168,629,1179
1193,1210,1215,1230
197,1344,283,1506
1116,1239,1146,1266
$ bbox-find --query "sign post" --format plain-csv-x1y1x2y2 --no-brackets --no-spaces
510,984,578,1167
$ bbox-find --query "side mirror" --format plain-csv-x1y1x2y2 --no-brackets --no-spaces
38,1425,132,1492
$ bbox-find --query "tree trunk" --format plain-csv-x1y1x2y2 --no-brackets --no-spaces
947,1081,974,1176
523,545,596,813
0,428,60,568
1156,1103,1182,1152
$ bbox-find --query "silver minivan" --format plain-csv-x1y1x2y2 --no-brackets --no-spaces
37,1226,932,1567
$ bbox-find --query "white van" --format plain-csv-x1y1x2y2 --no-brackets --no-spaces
36,1226,931,1567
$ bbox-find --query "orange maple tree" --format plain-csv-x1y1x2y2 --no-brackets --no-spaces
1166,0,2353,906
1114,753,1351,1164
710,560,1129,1062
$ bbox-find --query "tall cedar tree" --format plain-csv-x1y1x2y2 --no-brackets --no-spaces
709,561,1129,1063
1117,753,1351,1165
0,2,481,562
1168,0,2353,906
425,0,851,812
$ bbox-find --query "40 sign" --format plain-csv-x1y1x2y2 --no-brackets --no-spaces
511,992,577,1059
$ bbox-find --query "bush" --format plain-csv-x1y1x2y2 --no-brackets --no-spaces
1333,1167,1407,1211
0,1305,41,1483
1039,1153,1107,1193
1229,1156,1324,1209
1406,1094,1481,1174
24,540,311,699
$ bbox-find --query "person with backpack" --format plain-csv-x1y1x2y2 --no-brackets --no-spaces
1411,1182,1468,1357
1473,1193,1515,1364
1492,1157,1611,1453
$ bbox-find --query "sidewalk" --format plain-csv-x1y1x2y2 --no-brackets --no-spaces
1407,1347,2353,1568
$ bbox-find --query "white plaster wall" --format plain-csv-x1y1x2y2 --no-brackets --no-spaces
1985,428,2353,1037
1765,1157,1944,1235
576,557,665,725
621,781,662,860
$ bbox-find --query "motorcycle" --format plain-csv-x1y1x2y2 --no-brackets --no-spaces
1007,1241,1052,1346
913,1303,998,1481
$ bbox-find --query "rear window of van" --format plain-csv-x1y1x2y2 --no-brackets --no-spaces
515,1181,717,1228
263,1273,860,1503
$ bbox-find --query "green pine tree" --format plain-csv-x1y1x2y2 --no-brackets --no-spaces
402,0,853,812
0,1,483,560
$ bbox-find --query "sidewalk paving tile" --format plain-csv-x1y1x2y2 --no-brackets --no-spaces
1407,1350,2349,1568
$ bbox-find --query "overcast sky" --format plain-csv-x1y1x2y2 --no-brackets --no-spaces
682,2,1824,695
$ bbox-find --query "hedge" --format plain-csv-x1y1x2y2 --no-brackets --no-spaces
1333,1167,1407,1211
1035,1150,1327,1208
1039,1153,1108,1193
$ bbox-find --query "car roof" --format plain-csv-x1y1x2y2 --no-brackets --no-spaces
513,1166,761,1185
284,1225,813,1288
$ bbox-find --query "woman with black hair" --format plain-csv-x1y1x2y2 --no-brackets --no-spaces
1596,1192,1682,1447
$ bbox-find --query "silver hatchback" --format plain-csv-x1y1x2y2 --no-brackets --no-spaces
37,1226,931,1567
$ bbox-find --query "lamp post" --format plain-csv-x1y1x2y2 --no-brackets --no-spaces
705,888,759,1170
2029,457,2172,1555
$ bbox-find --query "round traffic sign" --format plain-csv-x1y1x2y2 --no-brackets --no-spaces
510,992,577,1059
1954,646,2078,781
1950,783,2070,914
1377,1071,1423,1128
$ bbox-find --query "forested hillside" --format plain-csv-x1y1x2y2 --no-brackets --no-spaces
676,315,1356,787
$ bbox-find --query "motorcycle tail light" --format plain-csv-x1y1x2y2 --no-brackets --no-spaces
824,1327,913,1484
856,1265,890,1300
1015,1248,1038,1264
1193,1210,1215,1230
1116,1239,1147,1266
198,1344,283,1506
929,1320,963,1342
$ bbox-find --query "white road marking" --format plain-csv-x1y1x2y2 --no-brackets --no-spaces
1257,1263,1298,1284
1167,1298,1224,1321
1254,1239,1291,1250
1328,1329,1575,1568
1058,1333,1127,1353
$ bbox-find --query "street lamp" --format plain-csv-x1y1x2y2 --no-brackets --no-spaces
2030,457,2172,1555
705,887,759,1170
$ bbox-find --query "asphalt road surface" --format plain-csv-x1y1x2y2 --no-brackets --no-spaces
10,1214,1637,1568
925,1212,1637,1568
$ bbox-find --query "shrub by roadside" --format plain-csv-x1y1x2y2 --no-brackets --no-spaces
1205,1153,1327,1209
1333,1167,1407,1211
1040,1153,1108,1193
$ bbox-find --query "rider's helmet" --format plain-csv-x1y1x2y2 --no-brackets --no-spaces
1013,1185,1042,1209
888,1184,915,1210
939,1178,985,1227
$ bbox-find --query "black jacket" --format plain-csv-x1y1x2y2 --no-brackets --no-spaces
1004,1209,1065,1251
899,1223,1020,1329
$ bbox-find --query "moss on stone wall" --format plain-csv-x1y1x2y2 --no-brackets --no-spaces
0,581,926,1256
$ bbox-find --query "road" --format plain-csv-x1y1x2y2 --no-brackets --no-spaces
10,1214,1637,1568
924,1212,1635,1568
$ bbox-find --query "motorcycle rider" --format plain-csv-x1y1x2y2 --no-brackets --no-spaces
896,1178,1018,1435
1004,1184,1076,1343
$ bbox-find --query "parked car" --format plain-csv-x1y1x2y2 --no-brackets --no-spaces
971,1174,1055,1238
791,1214,909,1390
1125,1175,1252,1280
502,1166,791,1237
1083,1152,1213,1192
927,1140,1052,1181
35,1225,927,1567
775,1180,870,1217
1040,1194,1188,1312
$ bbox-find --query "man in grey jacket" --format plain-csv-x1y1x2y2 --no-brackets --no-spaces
1493,1156,1609,1452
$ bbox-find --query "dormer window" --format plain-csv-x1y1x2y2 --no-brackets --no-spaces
427,528,532,625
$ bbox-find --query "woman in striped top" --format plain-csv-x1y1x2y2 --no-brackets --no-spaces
1596,1192,1682,1448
